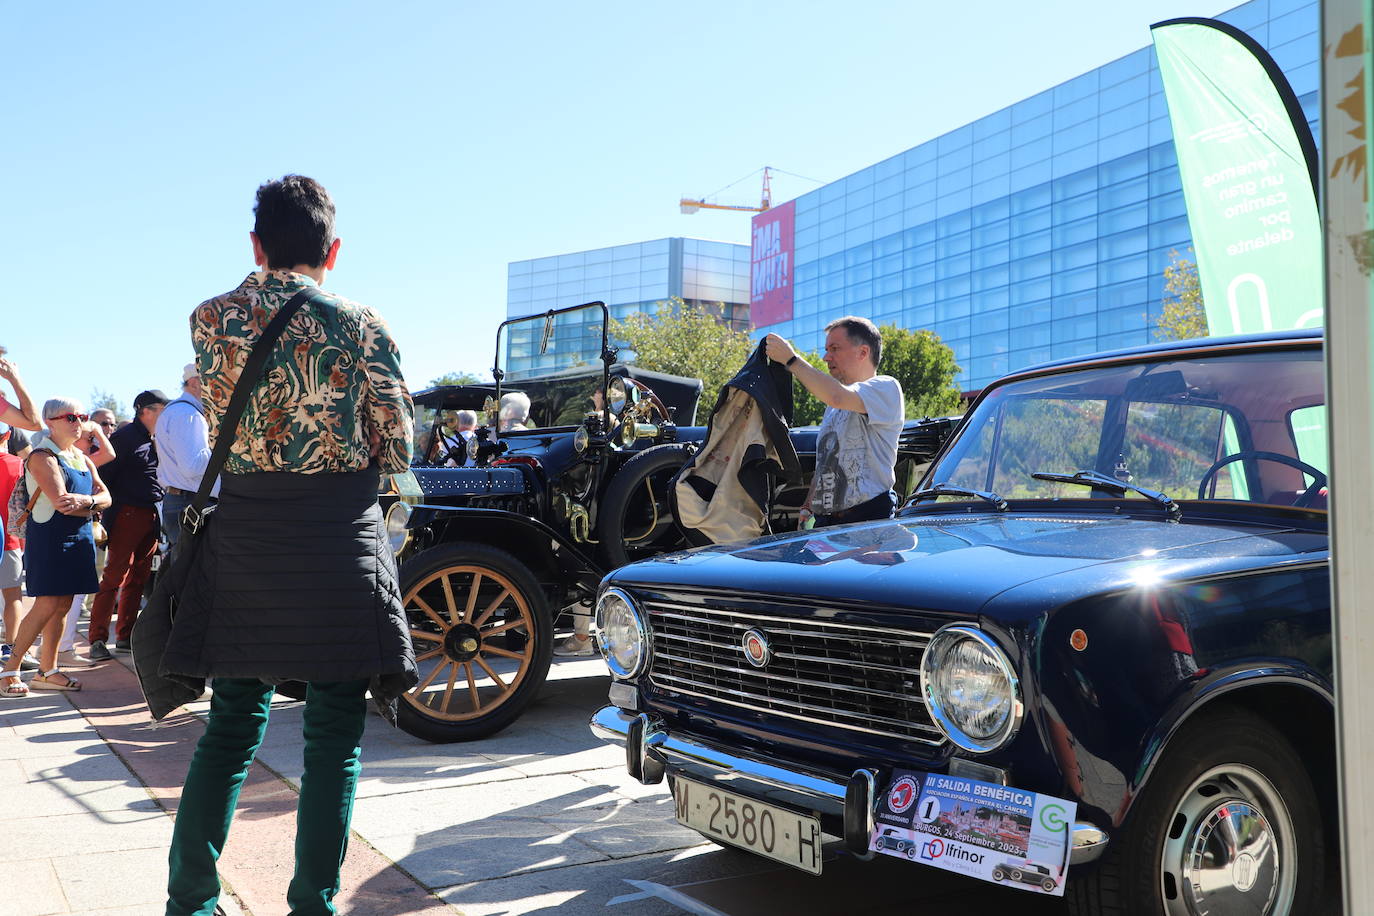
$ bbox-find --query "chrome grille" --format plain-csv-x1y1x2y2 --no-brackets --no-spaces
645,600,945,745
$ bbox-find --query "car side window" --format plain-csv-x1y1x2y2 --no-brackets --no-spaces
943,397,1107,498
1123,402,1242,499
1289,405,1328,488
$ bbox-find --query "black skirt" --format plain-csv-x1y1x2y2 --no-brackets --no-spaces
159,468,417,698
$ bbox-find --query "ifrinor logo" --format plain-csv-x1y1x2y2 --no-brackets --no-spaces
888,776,920,813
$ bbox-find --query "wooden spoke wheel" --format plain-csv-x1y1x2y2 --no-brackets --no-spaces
395,542,553,742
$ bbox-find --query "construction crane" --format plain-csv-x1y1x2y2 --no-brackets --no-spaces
680,167,772,215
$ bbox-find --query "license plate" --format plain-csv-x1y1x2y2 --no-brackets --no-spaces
673,776,824,875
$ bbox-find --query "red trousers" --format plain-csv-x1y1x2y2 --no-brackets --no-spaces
88,504,159,644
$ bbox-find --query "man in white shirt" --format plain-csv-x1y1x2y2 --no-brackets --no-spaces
435,410,478,466
155,364,218,552
765,316,905,527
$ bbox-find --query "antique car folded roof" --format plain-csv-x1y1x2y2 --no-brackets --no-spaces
413,365,705,425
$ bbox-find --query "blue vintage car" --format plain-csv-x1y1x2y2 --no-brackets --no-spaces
590,329,1330,915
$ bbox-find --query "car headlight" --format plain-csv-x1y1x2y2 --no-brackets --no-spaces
595,587,648,678
920,625,1022,753
385,501,412,555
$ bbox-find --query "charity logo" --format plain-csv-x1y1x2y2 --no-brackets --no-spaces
1039,803,1068,833
888,776,920,813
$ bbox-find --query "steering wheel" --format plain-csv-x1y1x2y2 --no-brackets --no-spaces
1196,450,1327,507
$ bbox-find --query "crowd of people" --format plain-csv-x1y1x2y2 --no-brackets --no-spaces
0,354,216,697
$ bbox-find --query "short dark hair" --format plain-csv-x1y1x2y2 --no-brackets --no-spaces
825,315,882,368
253,175,336,269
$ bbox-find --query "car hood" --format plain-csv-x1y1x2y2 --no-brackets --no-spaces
607,512,1328,616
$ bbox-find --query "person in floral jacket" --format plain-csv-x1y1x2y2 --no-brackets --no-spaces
164,175,417,916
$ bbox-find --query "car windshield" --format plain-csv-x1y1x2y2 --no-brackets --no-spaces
499,302,608,432
923,347,1326,510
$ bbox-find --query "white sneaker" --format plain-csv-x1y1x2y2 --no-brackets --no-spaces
553,635,596,657
57,650,96,668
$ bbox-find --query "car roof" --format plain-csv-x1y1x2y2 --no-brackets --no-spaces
1016,328,1322,377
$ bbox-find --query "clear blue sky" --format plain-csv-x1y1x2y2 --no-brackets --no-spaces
2,0,1230,417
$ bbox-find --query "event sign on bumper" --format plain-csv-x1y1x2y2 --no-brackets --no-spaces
869,770,1077,897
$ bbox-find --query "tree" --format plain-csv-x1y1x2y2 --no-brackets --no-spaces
790,350,831,426
1157,248,1208,341
90,388,129,423
879,325,964,419
790,326,962,426
610,297,755,404
428,371,485,388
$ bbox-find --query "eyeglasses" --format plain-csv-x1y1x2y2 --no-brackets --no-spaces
47,413,89,423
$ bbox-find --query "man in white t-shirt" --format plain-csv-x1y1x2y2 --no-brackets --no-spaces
765,315,904,527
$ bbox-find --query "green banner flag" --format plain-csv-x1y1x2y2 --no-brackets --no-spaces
1151,18,1322,335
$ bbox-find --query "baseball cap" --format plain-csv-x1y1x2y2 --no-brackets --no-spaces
134,390,170,411
182,363,198,383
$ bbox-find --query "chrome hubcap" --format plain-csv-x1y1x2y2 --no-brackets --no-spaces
1161,764,1296,916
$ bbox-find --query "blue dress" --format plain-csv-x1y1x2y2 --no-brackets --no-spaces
24,449,99,596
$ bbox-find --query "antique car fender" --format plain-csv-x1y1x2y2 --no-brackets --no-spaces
407,504,604,596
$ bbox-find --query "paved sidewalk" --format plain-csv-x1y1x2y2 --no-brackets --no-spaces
0,646,709,916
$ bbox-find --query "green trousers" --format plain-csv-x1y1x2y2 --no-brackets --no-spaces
166,678,369,916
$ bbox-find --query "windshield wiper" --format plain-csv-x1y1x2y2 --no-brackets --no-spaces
906,483,1008,512
1031,469,1181,522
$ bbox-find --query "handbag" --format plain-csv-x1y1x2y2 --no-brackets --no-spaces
132,286,326,720
90,512,108,548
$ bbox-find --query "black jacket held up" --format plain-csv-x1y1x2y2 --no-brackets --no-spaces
671,341,801,546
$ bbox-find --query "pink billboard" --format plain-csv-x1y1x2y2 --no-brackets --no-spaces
750,199,795,328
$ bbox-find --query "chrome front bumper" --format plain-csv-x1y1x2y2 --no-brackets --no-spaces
590,704,1109,866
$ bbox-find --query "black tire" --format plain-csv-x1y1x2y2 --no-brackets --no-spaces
992,867,1006,882
596,443,693,569
1010,868,1023,882
1067,707,1324,915
395,542,553,742
1041,877,1056,892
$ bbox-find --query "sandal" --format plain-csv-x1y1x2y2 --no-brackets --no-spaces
0,671,27,699
30,669,81,692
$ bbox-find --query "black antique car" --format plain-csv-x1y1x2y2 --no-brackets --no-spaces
591,329,1331,915
384,300,959,742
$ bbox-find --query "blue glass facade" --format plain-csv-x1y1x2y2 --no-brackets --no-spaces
506,237,749,376
756,0,1319,390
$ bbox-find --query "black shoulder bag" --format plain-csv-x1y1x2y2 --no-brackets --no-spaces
132,287,325,720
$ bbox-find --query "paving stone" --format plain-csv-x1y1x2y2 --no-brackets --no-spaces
0,858,63,916
50,848,172,913
3,807,171,864
364,815,608,887
351,771,622,836
537,795,705,859
574,766,677,803
432,845,746,916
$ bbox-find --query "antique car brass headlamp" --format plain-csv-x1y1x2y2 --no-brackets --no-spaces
384,501,413,556
919,624,1023,753
595,587,649,678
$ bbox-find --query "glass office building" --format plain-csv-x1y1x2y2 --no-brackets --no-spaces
755,0,1318,391
505,237,749,377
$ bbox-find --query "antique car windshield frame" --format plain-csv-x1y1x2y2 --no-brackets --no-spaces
913,337,1326,518
493,300,612,442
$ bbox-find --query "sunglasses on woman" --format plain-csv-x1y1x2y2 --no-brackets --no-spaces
47,413,90,423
